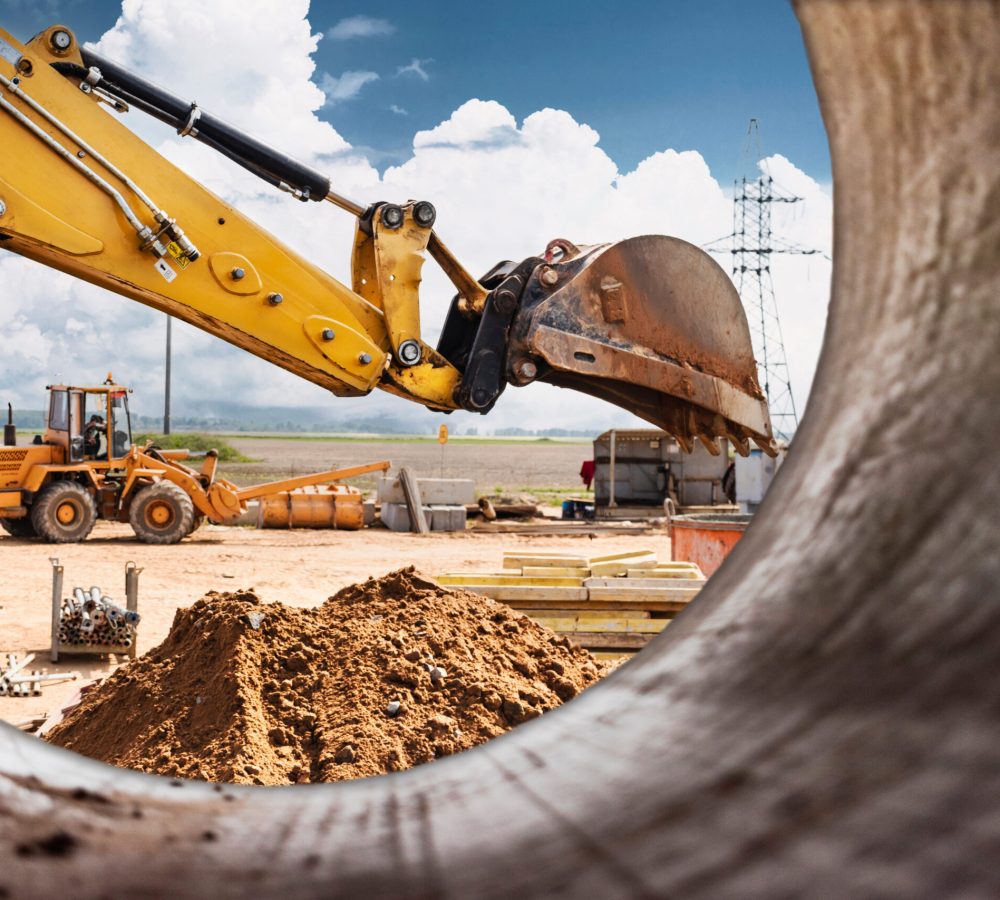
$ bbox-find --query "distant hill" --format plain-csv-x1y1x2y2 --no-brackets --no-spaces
11,405,598,438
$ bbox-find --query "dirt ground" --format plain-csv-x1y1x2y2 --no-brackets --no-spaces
219,437,591,492
0,522,667,725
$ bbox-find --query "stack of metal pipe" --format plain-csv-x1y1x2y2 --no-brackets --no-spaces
58,586,141,649
0,652,77,696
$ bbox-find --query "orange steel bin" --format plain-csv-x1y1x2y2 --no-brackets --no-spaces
669,513,751,577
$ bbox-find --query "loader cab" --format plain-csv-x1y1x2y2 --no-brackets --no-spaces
44,381,133,464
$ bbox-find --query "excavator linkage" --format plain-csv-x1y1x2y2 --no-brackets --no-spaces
440,236,775,455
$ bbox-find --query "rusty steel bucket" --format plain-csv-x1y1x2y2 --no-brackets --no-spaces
509,235,776,456
257,485,364,530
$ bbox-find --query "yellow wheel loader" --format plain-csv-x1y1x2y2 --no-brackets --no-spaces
0,377,390,544
0,25,775,469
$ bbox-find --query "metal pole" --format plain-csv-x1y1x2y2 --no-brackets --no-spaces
609,430,617,508
125,561,142,660
50,558,63,663
164,314,172,435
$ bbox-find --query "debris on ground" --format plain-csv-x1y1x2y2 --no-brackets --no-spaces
43,568,606,784
0,653,79,697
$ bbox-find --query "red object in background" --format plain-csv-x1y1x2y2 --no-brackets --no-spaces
579,460,596,489
670,516,749,577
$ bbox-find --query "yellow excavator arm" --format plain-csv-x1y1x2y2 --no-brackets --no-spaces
0,24,775,456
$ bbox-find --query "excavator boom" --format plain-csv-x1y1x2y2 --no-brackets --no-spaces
0,24,775,455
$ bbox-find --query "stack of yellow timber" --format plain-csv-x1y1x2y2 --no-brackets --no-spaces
437,550,706,660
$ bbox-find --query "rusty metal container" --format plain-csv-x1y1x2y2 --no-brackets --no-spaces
257,485,364,530
669,513,752,577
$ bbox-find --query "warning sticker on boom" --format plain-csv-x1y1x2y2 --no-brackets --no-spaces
167,242,191,269
0,37,22,66
154,259,177,283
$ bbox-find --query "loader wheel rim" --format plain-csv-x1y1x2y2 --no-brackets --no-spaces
55,501,79,526
145,500,174,528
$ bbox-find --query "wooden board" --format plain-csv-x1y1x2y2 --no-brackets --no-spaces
475,522,656,535
627,566,703,579
521,608,652,620
463,586,590,602
585,577,705,590
529,616,669,634
502,554,590,569
520,566,592,578
437,574,584,588
588,550,658,563
560,632,654,649
590,650,634,661
506,599,687,613
590,563,640,577
587,586,700,603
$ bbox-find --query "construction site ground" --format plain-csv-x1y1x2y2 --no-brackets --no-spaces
218,435,589,494
0,522,667,725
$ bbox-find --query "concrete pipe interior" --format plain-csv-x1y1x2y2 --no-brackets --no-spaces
2,2,998,896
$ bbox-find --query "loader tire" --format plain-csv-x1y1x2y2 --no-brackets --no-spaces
31,481,97,543
129,482,195,545
1,516,37,538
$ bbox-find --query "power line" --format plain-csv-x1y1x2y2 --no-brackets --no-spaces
705,122,827,443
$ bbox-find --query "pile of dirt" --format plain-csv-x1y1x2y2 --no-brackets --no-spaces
44,568,605,784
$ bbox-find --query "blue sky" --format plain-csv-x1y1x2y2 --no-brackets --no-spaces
2,0,829,182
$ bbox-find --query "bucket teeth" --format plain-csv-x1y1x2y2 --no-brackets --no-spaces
698,434,722,456
729,432,751,457
754,434,779,457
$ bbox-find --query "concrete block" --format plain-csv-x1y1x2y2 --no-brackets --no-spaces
377,477,475,506
430,505,467,532
380,502,432,533
363,500,376,528
237,501,259,527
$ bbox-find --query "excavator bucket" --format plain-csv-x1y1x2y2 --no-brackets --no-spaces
505,235,777,456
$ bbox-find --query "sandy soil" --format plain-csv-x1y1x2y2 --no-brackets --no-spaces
0,522,667,725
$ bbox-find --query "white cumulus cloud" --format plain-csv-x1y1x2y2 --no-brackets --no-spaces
396,58,432,81
326,15,394,41
320,70,379,105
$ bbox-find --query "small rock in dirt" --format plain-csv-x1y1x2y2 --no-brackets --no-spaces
427,714,456,732
552,678,579,701
335,745,357,764
481,691,502,711
502,699,526,723
386,700,403,718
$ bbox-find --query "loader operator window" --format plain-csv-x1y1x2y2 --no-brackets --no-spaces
48,390,68,431
110,392,132,457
